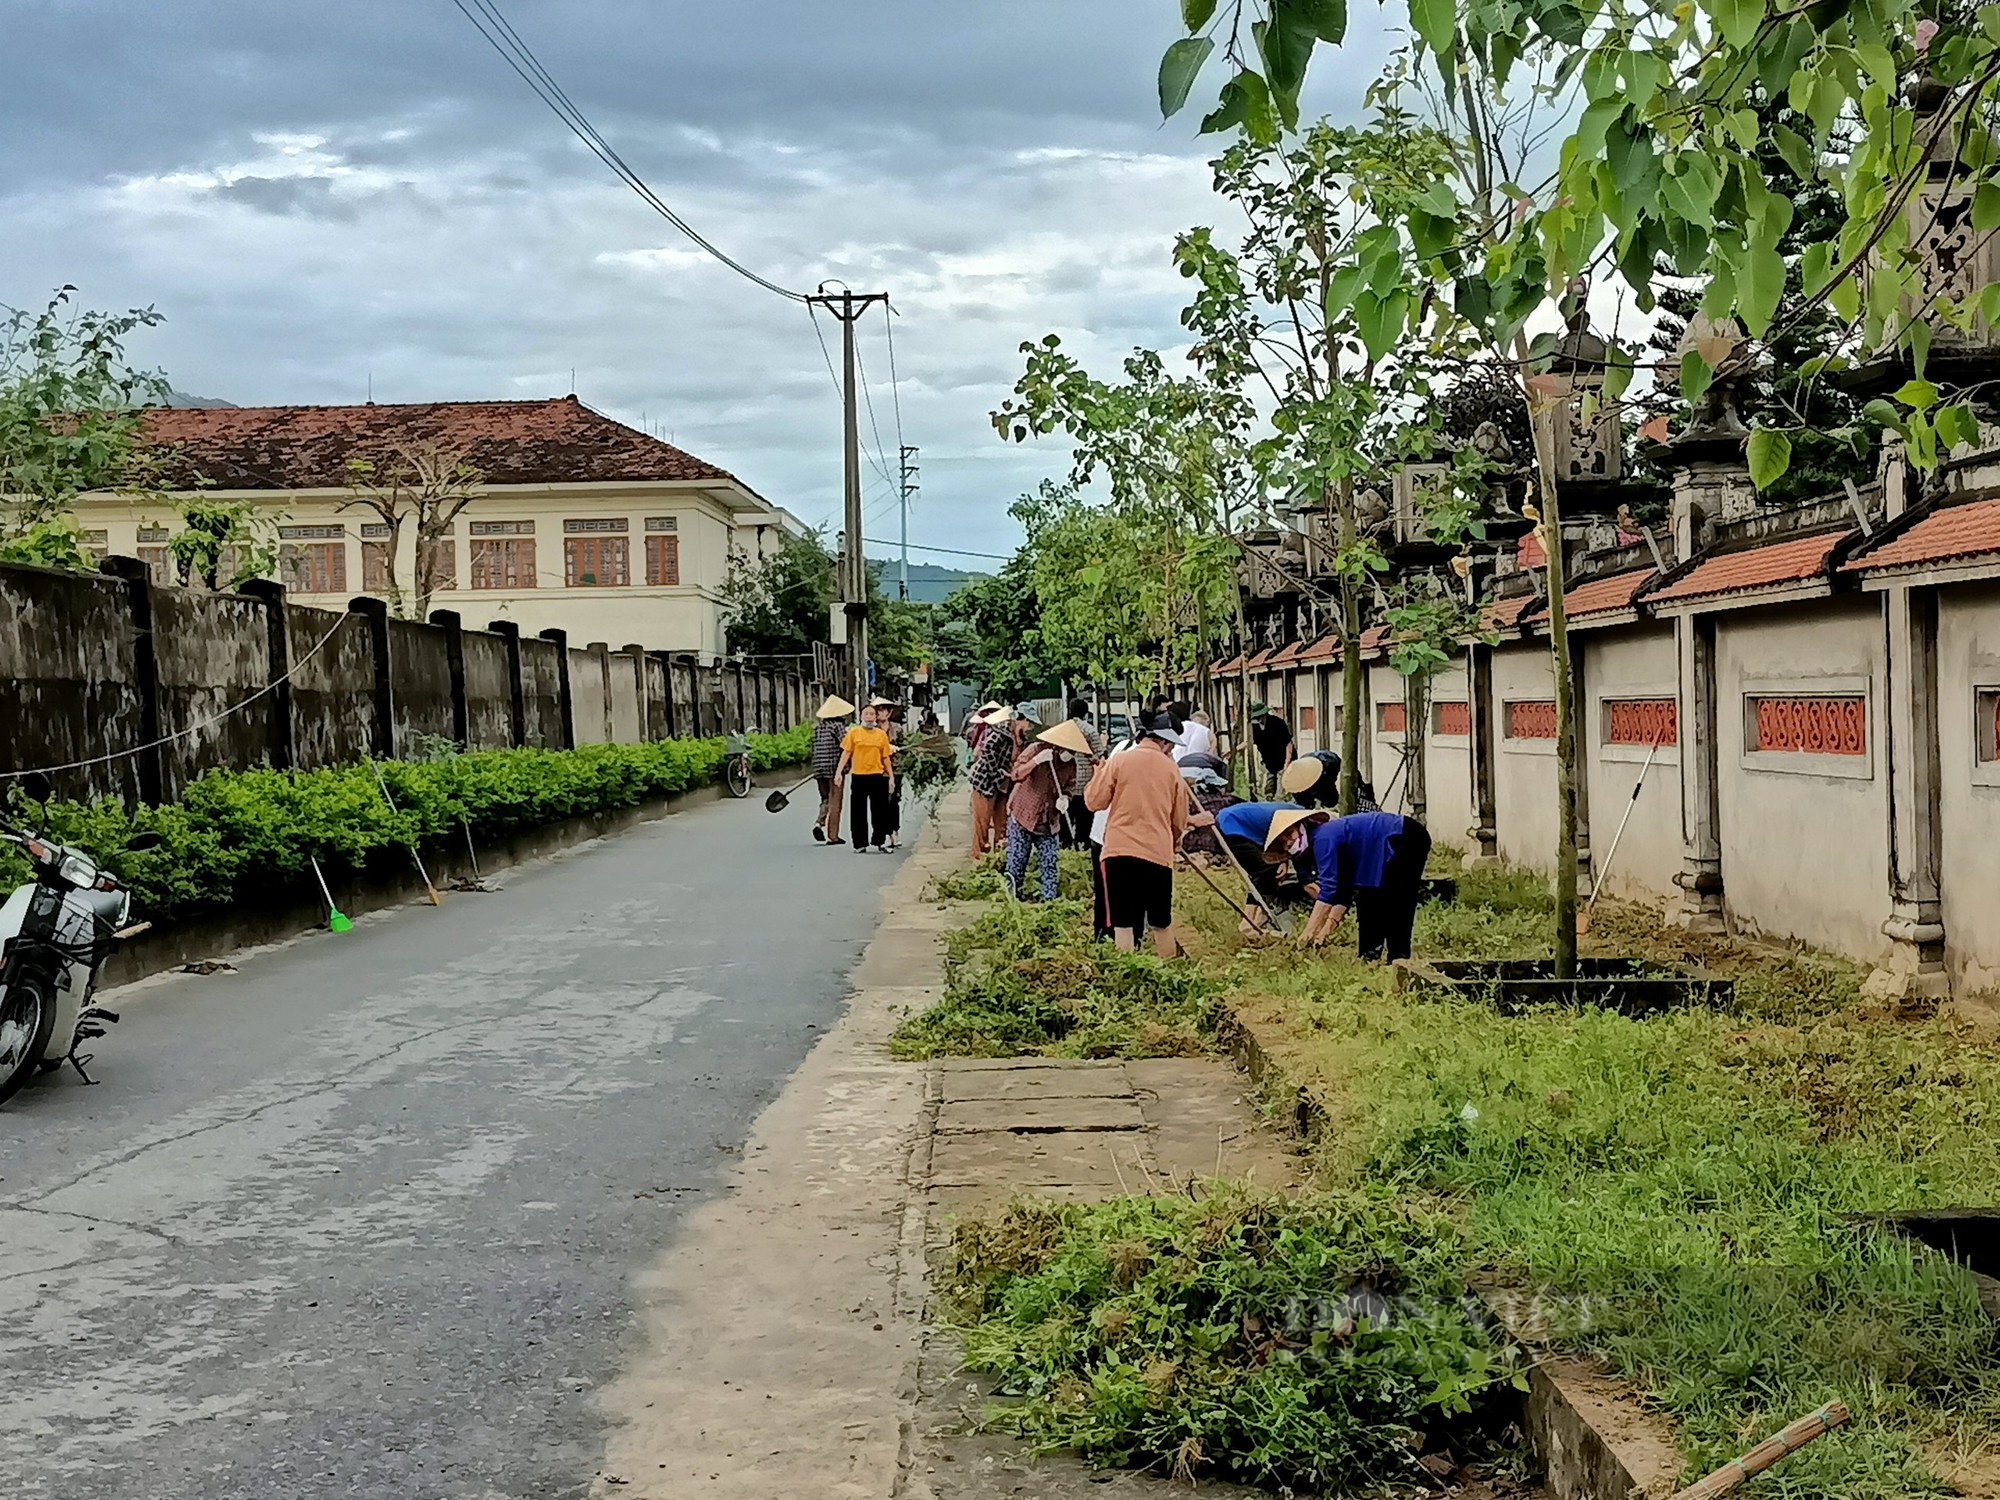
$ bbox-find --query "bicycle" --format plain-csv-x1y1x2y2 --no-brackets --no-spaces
722,733,753,799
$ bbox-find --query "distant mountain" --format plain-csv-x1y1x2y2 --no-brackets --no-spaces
867,558,989,605
162,390,239,409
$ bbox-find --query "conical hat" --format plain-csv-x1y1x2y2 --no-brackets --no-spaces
1280,757,1325,795
815,694,856,719
1038,719,1093,756
978,700,1004,712
867,696,896,708
1264,805,1326,848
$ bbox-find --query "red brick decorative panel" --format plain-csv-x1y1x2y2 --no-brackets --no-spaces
1605,697,1678,747
1751,695,1866,755
1299,705,1316,732
1379,702,1407,733
1508,701,1558,739
1434,701,1470,736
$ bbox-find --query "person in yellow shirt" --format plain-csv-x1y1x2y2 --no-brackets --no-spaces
834,703,899,853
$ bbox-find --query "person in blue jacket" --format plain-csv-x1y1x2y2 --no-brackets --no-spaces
1299,810,1433,961
1211,802,1326,933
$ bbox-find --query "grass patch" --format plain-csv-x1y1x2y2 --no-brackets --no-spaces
932,849,1095,904
943,1187,1525,1493
890,896,1215,1059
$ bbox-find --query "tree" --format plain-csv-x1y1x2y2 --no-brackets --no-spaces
166,496,277,591
865,562,934,681
931,550,1064,701
0,287,169,568
341,440,484,619
719,528,837,662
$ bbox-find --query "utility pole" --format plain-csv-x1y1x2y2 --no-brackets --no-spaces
805,287,888,706
897,444,919,602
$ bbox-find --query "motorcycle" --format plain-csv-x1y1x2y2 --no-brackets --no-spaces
0,774,160,1106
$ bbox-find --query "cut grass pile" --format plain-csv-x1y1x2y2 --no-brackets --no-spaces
943,1187,1526,1494
889,895,1215,1059
931,848,1095,904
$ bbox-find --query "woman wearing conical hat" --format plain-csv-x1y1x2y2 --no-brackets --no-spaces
809,694,855,845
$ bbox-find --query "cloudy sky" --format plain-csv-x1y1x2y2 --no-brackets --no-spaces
3,1,1396,570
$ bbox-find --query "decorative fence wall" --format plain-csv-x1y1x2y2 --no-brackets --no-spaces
0,557,811,806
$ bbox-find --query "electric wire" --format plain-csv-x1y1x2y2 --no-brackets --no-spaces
450,0,808,303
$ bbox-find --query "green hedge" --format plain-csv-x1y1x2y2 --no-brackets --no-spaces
0,725,812,929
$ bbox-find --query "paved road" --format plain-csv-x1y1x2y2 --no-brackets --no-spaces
0,795,907,1499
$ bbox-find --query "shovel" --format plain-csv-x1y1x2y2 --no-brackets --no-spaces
309,856,354,933
764,773,817,813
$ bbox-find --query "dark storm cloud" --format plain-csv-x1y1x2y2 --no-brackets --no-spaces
0,0,1391,552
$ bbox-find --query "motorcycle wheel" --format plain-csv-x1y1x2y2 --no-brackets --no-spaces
725,755,752,799
0,975,56,1106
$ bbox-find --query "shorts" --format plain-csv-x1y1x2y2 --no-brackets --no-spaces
1101,855,1173,933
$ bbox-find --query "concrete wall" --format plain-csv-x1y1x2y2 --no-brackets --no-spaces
288,606,379,772
608,651,642,744
519,635,565,749
386,617,455,756
1491,644,1560,873
1424,663,1474,852
568,647,608,745
1934,582,2000,996
1712,597,1889,958
0,559,808,805
1581,628,1681,903
461,630,515,751
0,563,147,804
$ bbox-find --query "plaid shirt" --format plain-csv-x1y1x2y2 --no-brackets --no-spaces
811,719,846,776
969,721,1018,797
1007,742,1077,836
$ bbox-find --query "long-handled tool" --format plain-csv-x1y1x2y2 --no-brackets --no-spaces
366,760,442,906
1578,724,1668,937
1666,1401,1848,1500
1184,785,1292,935
309,855,354,933
763,773,817,813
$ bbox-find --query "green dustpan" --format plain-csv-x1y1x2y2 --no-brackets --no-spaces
310,856,354,934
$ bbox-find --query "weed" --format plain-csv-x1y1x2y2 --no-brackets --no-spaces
942,1187,1525,1494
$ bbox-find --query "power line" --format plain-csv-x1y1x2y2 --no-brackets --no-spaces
851,322,896,489
862,537,1011,560
450,0,808,303
883,302,906,462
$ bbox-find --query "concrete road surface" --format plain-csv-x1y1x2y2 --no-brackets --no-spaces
0,795,907,1499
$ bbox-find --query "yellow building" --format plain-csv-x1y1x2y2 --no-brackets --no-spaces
77,395,801,660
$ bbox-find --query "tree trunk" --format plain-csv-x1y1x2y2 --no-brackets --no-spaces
1337,477,1362,816
1233,577,1255,796
1538,448,1580,979
1404,669,1428,823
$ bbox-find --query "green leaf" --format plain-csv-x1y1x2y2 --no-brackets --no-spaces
1800,241,1833,295
1893,377,1941,410
1707,0,1765,51
1409,0,1458,57
1680,346,1714,403
1975,182,2000,232
1747,427,1792,489
1180,0,1217,26
1935,401,1981,450
1158,36,1215,118
1740,237,1786,335
1769,124,1816,186
1861,397,1905,431
1854,41,1896,89
1355,287,1411,361
1285,0,1348,41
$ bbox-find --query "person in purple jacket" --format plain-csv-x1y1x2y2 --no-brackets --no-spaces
1298,810,1433,961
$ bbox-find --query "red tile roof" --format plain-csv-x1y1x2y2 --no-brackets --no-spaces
1843,495,2000,574
1212,655,1245,675
1245,647,1278,669
1480,594,1537,630
1649,530,1848,605
1359,625,1391,653
1298,633,1342,662
1528,566,1656,623
1517,531,1547,570
1270,640,1308,664
139,397,749,492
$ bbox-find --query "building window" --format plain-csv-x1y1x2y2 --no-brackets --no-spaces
138,547,174,587
1434,701,1470,736
1979,688,2000,764
564,517,629,534
1604,697,1679,747
1507,700,1558,739
359,522,392,539
137,525,171,544
470,538,536,590
565,535,629,587
1298,704,1316,733
279,523,346,541
470,520,533,537
1749,695,1866,755
645,534,680,586
280,542,347,594
644,516,678,533
1379,701,1408,733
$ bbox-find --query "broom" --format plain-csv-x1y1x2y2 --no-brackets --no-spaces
309,855,354,933
367,760,442,906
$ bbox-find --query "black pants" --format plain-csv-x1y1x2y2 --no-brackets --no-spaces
1354,821,1432,962
848,774,891,849
1061,798,1092,849
881,774,902,837
1089,844,1112,939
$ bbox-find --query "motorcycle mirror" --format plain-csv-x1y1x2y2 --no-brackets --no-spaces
126,831,164,852
18,772,52,805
